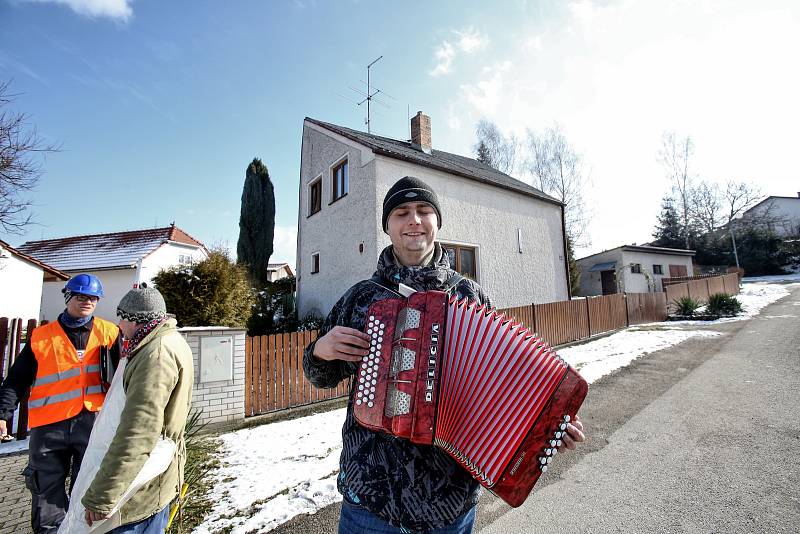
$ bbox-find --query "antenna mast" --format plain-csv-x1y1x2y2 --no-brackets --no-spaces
360,56,382,133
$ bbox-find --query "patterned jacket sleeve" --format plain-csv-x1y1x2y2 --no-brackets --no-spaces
302,289,358,389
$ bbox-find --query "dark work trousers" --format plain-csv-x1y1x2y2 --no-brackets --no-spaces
23,409,96,533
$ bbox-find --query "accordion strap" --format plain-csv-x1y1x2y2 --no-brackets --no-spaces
368,272,464,297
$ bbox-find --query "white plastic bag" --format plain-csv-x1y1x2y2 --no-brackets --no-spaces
59,359,176,534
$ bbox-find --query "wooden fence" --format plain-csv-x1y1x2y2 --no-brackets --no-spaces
244,273,740,417
0,317,36,440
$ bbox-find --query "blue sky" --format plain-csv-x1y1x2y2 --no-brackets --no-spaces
2,0,799,265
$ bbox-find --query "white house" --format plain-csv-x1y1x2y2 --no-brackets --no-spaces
266,262,294,283
740,194,800,236
17,224,208,321
296,112,570,318
576,245,695,296
0,239,69,320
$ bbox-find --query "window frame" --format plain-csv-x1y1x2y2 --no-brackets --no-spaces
308,176,322,216
330,157,349,204
652,264,663,275
311,252,320,274
441,242,478,281
631,263,642,274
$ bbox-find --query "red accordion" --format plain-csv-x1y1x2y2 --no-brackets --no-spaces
353,291,588,507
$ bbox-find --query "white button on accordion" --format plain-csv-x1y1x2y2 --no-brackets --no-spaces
353,290,588,507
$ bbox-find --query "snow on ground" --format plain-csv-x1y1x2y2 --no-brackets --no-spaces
194,277,796,533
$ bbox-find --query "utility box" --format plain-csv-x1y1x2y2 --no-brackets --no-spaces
200,335,233,383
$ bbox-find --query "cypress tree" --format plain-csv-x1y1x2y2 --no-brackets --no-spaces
237,158,275,285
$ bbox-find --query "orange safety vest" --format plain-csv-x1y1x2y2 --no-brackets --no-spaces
28,318,119,428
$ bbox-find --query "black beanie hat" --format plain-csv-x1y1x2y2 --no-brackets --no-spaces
381,176,442,233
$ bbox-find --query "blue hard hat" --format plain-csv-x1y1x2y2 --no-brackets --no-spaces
63,273,104,298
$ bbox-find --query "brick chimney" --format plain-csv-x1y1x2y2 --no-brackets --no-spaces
411,111,432,154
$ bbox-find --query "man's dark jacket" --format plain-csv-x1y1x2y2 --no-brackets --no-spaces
303,244,491,531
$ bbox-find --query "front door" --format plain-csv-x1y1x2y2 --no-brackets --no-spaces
601,270,616,295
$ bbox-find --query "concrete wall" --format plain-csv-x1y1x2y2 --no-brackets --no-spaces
0,252,43,320
375,157,569,307
40,268,137,322
180,327,246,427
576,249,622,296
620,251,694,292
297,123,379,318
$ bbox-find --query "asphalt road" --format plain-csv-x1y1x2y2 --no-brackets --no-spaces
275,283,800,534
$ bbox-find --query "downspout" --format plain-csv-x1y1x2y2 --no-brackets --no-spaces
560,204,572,298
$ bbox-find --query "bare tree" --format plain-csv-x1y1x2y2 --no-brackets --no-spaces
691,181,721,234
0,80,58,234
657,131,695,248
473,119,518,175
722,180,762,224
524,124,591,247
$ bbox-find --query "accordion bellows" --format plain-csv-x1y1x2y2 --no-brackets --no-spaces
354,291,588,507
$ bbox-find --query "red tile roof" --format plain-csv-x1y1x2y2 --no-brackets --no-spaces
17,224,207,272
0,239,69,280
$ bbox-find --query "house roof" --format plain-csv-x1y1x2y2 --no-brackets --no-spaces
577,244,695,262
0,239,69,280
588,261,617,272
267,262,294,276
16,225,207,272
305,118,561,206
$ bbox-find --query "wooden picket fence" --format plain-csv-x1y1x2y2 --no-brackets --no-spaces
0,317,36,440
244,273,740,417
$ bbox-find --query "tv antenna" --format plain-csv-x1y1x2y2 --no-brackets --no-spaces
347,56,395,133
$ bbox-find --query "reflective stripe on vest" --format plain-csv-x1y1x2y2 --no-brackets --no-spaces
28,318,118,428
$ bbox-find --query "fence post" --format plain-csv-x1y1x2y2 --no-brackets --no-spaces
585,298,592,336
624,293,630,326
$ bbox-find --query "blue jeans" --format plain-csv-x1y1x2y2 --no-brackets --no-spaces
109,505,170,534
338,501,476,534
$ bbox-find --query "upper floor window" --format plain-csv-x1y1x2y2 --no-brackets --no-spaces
332,159,348,202
178,254,193,265
652,264,663,275
442,244,477,281
309,177,322,216
631,263,642,274
311,252,320,274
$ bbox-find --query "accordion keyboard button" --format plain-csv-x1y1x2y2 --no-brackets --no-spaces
564,415,571,423
541,465,548,473
368,402,374,407
539,457,547,465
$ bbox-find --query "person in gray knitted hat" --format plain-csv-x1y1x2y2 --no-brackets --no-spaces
82,286,193,533
116,286,167,324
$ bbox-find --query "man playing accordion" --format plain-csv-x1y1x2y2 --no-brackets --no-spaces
303,176,586,533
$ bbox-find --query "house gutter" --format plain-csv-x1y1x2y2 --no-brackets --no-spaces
561,204,572,298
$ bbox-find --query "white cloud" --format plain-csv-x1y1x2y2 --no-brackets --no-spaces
429,41,455,77
23,0,133,21
441,0,800,257
430,27,489,77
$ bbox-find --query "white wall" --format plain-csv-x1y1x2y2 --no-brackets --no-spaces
620,251,694,292
746,197,800,236
140,243,208,285
376,157,569,308
0,253,44,320
41,268,136,322
297,124,379,318
576,249,622,296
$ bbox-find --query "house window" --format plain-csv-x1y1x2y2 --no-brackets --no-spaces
331,159,348,202
653,264,663,275
309,178,322,216
442,244,477,280
311,253,320,274
631,263,642,274
178,254,193,265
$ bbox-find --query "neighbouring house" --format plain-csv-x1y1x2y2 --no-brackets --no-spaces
0,239,69,320
17,224,209,321
296,112,570,318
576,245,696,296
266,262,294,283
740,193,800,236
